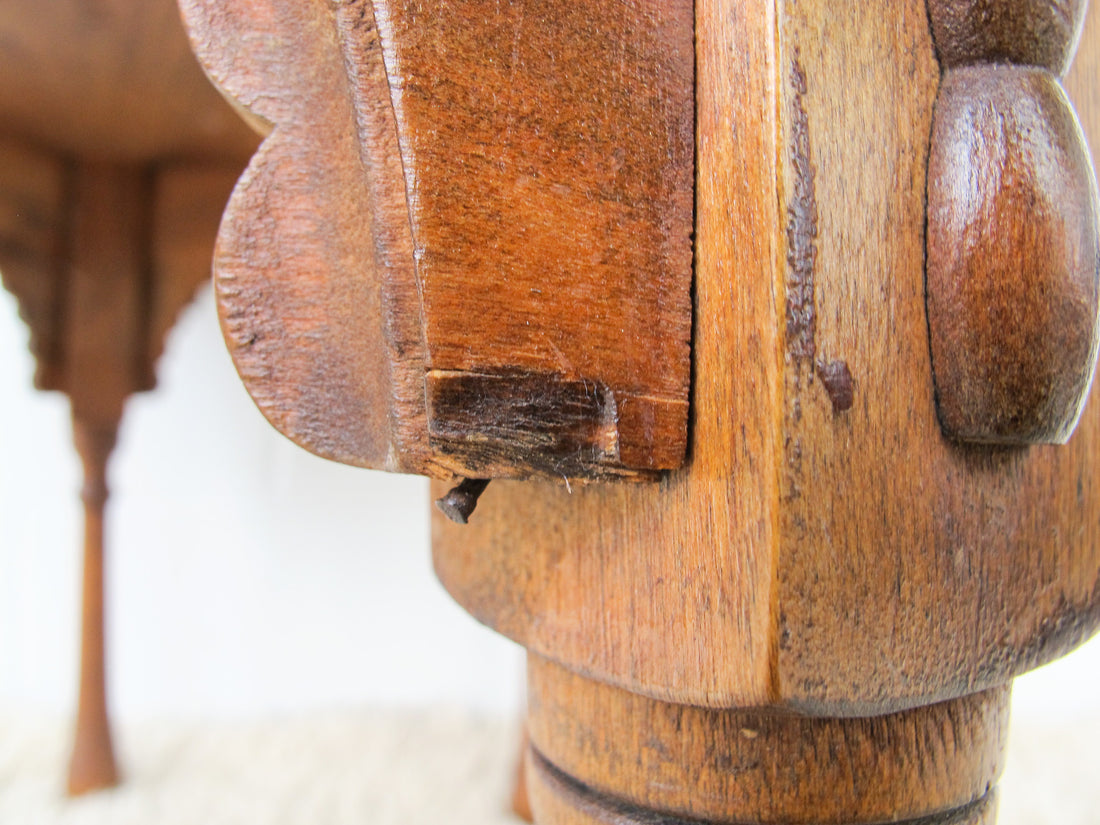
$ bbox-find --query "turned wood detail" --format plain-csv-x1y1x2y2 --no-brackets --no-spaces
526,656,1008,825
67,421,119,795
180,0,694,485
926,0,1100,444
526,753,999,825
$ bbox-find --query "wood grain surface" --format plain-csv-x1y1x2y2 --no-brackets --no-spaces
434,0,781,707
434,0,1100,714
526,748,999,825
180,0,693,482
927,66,1100,444
527,655,1007,825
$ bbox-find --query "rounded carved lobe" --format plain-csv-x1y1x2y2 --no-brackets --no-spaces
928,0,1088,75
928,66,1100,443
179,0,694,482
926,0,1100,445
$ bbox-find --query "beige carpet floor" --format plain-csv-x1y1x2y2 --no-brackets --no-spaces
0,708,1095,824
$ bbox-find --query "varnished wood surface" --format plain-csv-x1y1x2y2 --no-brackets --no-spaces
181,0,694,482
527,656,1007,825
434,0,781,708
927,66,1100,444
434,0,1100,714
170,2,1100,822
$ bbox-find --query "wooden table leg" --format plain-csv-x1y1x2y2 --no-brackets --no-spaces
0,0,258,795
1,140,249,795
174,0,1100,820
66,419,120,795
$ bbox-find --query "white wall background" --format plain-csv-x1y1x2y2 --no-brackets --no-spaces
0,283,1098,733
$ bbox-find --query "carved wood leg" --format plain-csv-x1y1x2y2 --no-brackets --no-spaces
175,0,1100,820
0,0,259,797
525,656,1005,825
57,163,144,796
1,135,249,794
66,419,120,795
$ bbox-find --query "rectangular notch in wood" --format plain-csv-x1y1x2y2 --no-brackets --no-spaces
380,0,695,481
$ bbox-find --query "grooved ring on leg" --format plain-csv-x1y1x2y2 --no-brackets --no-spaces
527,656,1009,825
527,747,999,825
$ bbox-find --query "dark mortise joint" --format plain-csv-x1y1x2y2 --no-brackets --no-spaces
435,478,491,524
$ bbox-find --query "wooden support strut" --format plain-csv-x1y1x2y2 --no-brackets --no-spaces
67,419,120,795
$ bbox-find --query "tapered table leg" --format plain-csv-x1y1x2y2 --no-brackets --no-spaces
66,419,120,795
1,137,251,795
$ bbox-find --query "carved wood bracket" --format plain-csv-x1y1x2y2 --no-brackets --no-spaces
181,0,694,483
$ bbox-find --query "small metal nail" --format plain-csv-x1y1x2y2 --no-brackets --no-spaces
435,478,491,524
